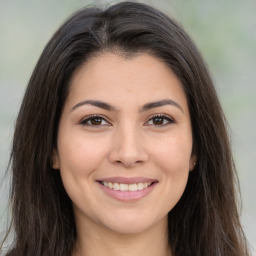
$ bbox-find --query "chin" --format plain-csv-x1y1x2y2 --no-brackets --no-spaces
108,222,153,235
101,213,167,235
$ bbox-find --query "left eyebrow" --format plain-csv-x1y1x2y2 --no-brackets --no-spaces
140,99,184,113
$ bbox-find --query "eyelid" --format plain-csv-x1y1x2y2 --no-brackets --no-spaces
79,114,111,126
145,114,175,126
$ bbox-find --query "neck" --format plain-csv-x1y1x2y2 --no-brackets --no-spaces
73,216,171,256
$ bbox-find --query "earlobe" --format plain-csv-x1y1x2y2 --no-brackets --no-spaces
189,154,198,171
52,149,60,169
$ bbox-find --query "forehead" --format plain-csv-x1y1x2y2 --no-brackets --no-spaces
66,52,189,113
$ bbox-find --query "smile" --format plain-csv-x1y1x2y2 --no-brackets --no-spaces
99,181,153,191
97,177,158,201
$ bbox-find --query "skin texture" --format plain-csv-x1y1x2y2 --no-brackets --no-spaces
53,53,197,256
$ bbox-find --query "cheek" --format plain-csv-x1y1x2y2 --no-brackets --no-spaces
58,133,107,175
56,132,109,200
152,131,193,172
57,133,110,207
149,131,192,203
159,145,190,191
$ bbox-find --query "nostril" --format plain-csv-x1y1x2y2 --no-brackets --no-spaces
114,159,144,168
115,160,123,165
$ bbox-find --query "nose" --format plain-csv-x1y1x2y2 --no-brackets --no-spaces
108,124,149,168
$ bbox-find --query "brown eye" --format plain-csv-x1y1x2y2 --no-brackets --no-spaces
146,114,174,126
80,115,110,126
152,116,164,125
90,117,103,125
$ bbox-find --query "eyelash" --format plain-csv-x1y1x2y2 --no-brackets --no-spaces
146,114,175,126
79,115,110,127
79,114,175,127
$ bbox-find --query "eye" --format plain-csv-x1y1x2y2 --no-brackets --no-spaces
146,114,175,126
80,115,110,126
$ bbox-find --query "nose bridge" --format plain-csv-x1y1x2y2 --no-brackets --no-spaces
120,122,140,154
109,121,148,167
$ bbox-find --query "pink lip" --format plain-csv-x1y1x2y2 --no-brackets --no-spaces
96,177,158,202
97,176,157,184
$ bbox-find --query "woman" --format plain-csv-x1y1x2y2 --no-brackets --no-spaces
1,2,250,256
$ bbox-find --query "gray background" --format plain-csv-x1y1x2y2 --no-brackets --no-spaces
0,0,255,254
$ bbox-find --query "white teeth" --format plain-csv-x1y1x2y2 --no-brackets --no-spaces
113,183,119,190
119,183,128,191
101,181,152,191
137,183,144,190
128,184,137,191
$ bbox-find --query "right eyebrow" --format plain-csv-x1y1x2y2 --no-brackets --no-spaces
71,100,117,112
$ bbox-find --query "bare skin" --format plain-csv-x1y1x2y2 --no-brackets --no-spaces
53,52,196,256
73,215,171,256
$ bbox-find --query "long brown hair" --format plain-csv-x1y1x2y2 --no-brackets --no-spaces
1,2,250,256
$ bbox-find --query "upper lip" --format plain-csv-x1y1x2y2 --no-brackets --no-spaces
97,176,158,184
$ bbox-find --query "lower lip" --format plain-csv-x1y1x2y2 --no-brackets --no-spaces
97,182,157,202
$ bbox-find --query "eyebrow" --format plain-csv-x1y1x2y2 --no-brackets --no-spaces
140,99,184,113
71,100,117,112
71,99,184,113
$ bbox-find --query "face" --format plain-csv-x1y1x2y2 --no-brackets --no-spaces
53,53,197,235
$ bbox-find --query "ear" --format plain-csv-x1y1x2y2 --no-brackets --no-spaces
189,154,198,171
52,148,60,170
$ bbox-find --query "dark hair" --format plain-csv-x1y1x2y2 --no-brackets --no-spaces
1,2,250,256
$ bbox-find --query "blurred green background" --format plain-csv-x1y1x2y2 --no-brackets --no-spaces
0,0,255,253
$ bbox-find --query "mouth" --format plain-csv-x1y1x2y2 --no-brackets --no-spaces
96,177,158,201
98,181,155,192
